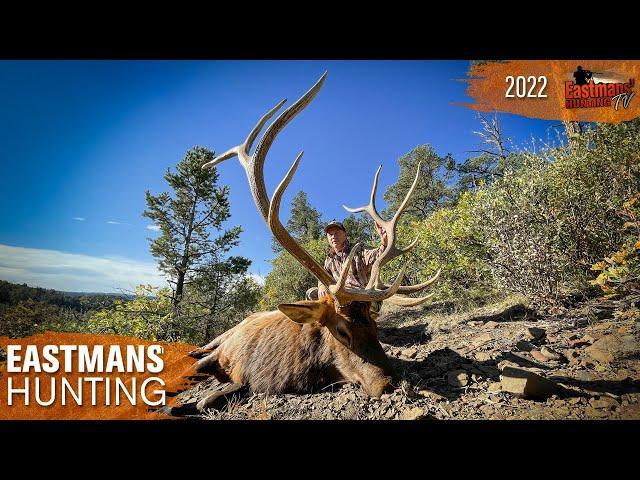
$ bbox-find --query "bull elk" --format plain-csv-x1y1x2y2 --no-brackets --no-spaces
190,72,440,411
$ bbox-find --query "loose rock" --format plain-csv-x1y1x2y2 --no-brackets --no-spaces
586,334,638,364
526,327,546,341
540,346,565,362
401,407,426,420
474,351,492,362
448,370,469,387
500,366,562,399
530,350,550,363
419,390,445,401
589,396,619,409
401,348,418,359
516,340,535,352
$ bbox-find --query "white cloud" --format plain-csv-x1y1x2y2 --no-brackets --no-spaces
73,217,86,221
146,224,161,232
0,244,166,293
248,273,266,286
106,221,121,225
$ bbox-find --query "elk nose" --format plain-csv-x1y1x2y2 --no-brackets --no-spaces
367,377,393,398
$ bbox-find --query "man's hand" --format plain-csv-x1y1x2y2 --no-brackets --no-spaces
375,222,388,248
318,285,329,298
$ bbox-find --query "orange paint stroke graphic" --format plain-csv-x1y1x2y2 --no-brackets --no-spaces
460,60,640,123
0,332,204,420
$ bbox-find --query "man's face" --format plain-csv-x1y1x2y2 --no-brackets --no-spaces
326,226,347,252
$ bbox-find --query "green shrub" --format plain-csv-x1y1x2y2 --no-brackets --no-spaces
476,121,640,303
386,190,494,303
591,193,640,299
260,238,328,310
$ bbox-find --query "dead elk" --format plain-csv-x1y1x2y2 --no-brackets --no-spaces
187,72,440,412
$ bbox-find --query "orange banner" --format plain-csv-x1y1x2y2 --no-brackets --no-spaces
0,332,200,420
462,60,640,123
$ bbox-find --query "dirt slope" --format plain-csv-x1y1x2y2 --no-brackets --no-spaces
167,295,640,420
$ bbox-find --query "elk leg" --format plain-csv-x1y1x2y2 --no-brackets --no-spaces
194,350,233,384
196,383,248,413
188,326,239,358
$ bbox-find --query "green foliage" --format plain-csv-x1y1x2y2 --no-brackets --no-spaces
375,119,640,308
475,120,640,303
387,190,494,302
141,146,260,342
87,285,175,340
272,190,323,253
591,193,640,298
143,146,249,304
85,278,263,344
0,281,124,338
260,238,327,310
0,299,88,338
342,213,376,246
383,144,455,221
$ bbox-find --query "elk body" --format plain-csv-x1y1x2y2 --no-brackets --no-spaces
190,72,440,410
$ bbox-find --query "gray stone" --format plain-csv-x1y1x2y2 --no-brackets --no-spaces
586,334,639,364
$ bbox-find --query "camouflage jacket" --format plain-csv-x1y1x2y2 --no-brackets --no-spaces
319,240,384,291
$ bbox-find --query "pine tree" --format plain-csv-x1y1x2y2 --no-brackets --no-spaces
383,144,455,221
143,147,250,310
272,190,323,252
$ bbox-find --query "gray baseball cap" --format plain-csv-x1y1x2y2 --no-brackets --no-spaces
324,220,346,233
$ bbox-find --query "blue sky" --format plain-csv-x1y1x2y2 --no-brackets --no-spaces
0,60,559,292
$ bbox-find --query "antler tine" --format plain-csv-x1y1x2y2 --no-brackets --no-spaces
202,98,288,173
254,71,328,172
343,162,429,292
245,99,288,154
392,161,422,222
343,165,385,226
334,243,362,292
333,264,407,304
381,267,441,294
202,72,328,225
386,292,435,307
269,151,335,288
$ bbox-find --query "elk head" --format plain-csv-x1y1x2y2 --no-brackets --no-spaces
201,72,440,396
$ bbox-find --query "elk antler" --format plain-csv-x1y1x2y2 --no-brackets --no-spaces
203,72,428,308
343,163,441,306
202,72,328,224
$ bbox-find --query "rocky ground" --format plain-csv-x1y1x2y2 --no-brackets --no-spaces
166,294,640,420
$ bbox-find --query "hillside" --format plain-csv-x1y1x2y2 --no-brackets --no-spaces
164,294,640,420
0,280,129,337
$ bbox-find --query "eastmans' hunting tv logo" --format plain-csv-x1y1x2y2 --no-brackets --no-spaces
565,66,635,111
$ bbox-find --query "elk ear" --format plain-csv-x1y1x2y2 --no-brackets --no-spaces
278,301,328,324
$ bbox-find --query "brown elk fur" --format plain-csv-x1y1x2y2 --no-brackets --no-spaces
192,296,395,398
